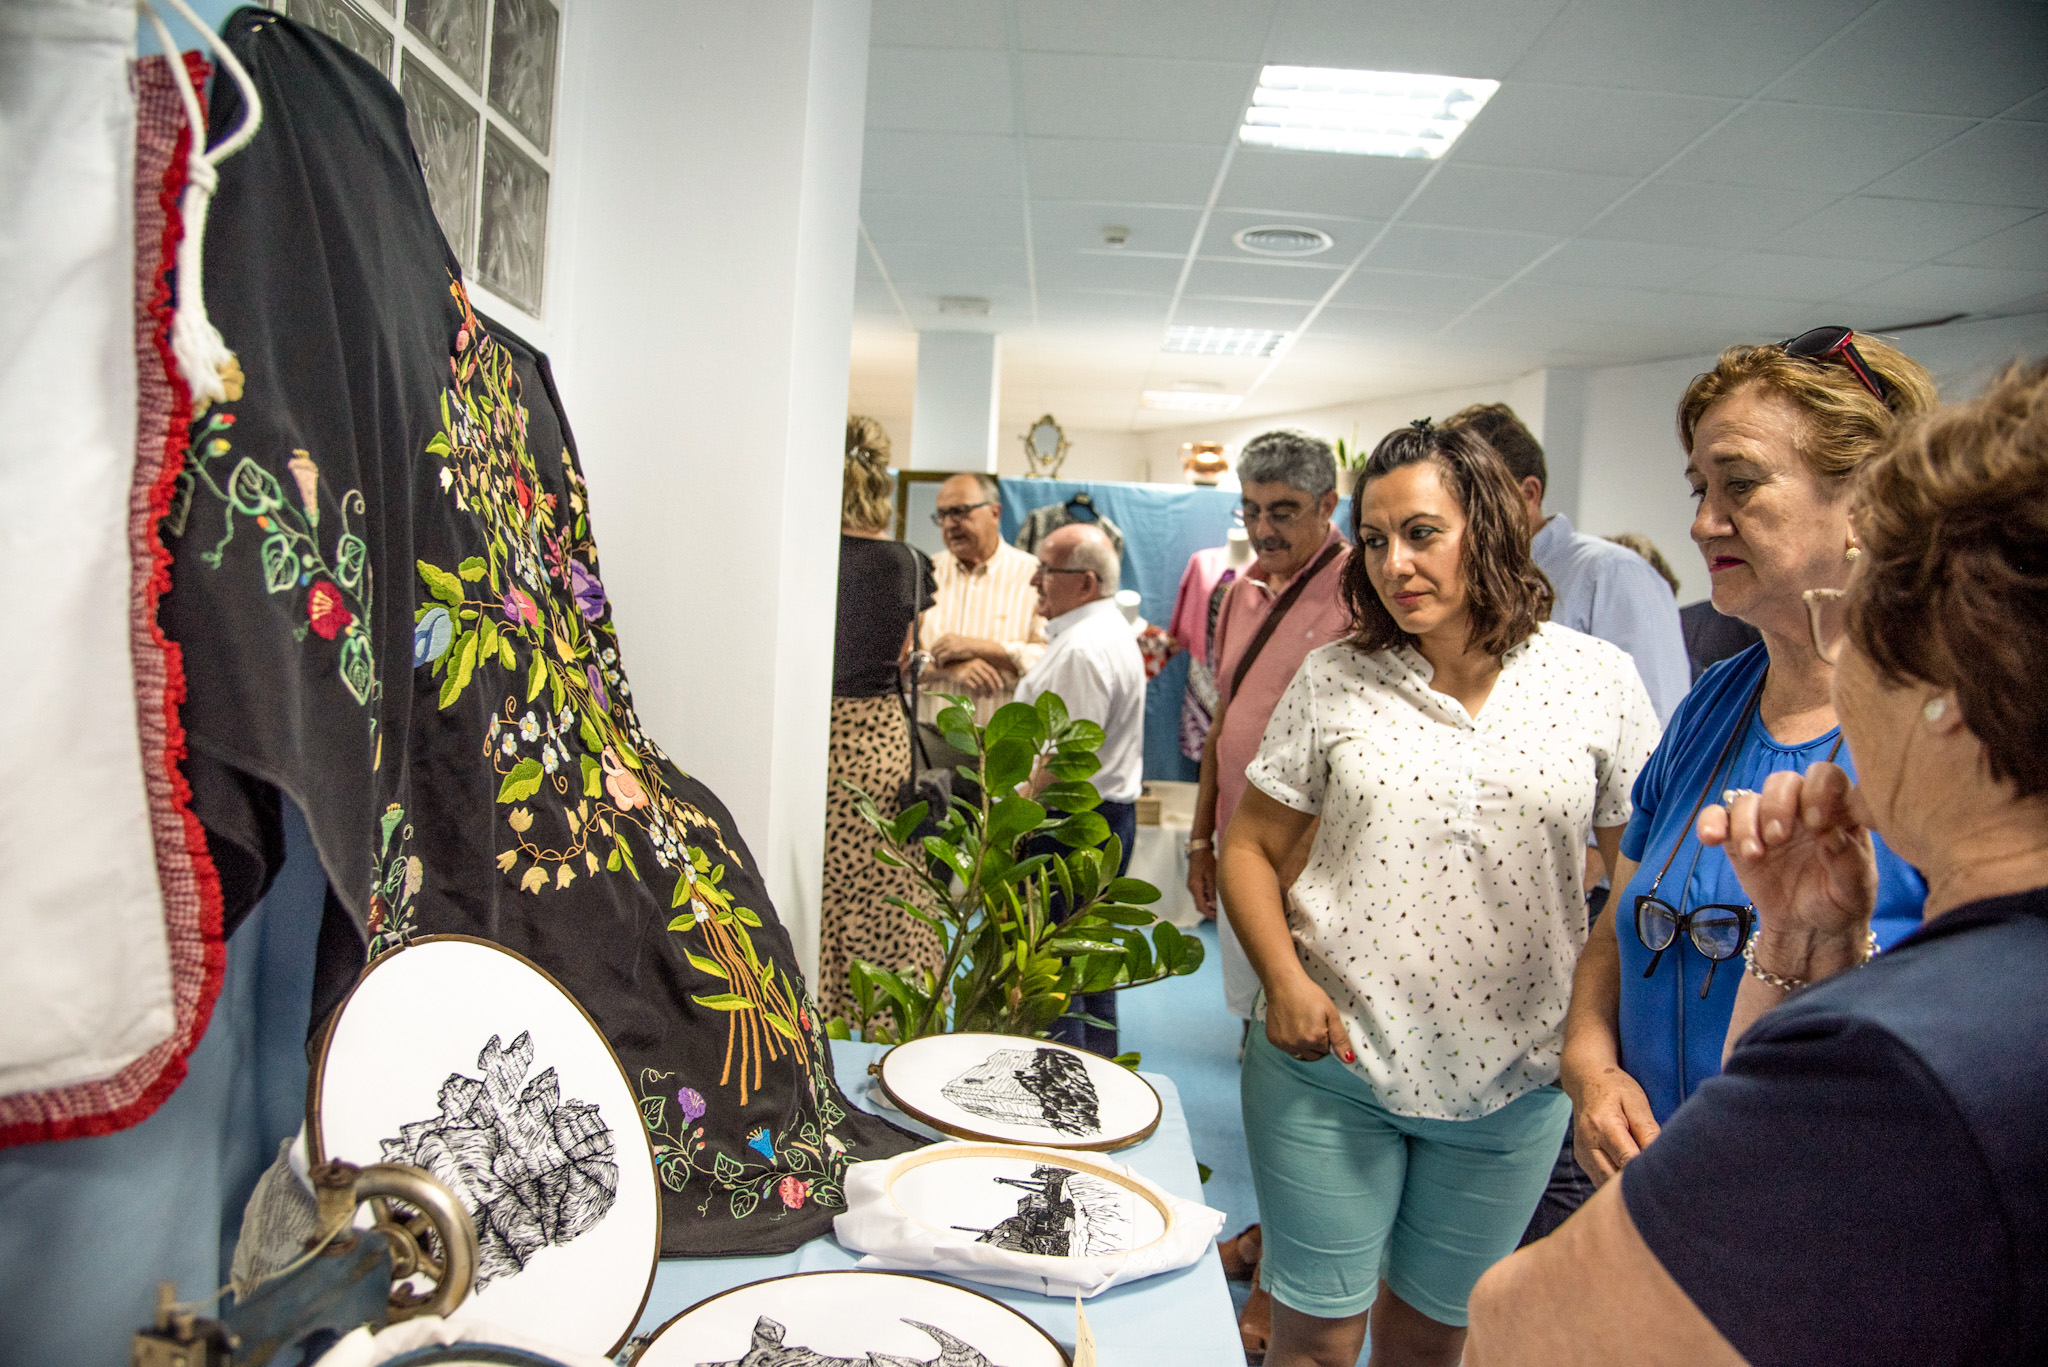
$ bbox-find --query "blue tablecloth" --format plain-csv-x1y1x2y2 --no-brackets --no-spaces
630,1041,1240,1363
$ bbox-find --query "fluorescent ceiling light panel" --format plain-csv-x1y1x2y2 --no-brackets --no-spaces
1143,390,1244,413
1240,66,1500,159
1163,326,1289,358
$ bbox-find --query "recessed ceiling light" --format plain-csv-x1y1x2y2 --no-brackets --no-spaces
936,295,991,315
1164,326,1289,358
1233,225,1333,257
1144,390,1244,413
1240,65,1500,159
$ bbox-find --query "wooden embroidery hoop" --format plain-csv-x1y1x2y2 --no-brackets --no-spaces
307,933,662,1359
636,1268,1072,1366
872,1033,1163,1152
883,1142,1177,1259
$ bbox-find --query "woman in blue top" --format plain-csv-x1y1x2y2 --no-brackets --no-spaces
1559,328,1936,1187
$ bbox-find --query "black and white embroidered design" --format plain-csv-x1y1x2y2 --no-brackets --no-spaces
939,1047,1100,1137
956,1163,1133,1258
707,1316,999,1367
380,1031,617,1289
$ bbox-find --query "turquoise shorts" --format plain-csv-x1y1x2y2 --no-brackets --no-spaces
1240,1029,1570,1326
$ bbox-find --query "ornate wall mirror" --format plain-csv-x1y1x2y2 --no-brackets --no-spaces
1021,414,1069,477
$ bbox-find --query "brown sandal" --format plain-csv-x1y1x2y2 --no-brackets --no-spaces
1239,1263,1273,1364
1218,1222,1262,1281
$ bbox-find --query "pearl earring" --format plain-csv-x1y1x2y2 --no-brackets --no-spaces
1924,697,1947,723
1846,545,1862,561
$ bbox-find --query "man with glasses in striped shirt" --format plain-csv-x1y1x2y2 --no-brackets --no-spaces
920,472,1047,723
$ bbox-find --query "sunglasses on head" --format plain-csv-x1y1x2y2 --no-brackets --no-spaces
1780,326,1897,412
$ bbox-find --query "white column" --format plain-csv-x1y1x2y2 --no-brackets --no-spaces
547,0,872,982
909,330,1002,472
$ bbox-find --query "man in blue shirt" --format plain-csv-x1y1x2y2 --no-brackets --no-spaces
1446,404,1689,726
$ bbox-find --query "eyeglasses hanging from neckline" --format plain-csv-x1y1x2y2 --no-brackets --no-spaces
1779,326,1897,412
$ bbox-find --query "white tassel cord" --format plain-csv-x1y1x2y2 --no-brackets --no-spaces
137,0,263,412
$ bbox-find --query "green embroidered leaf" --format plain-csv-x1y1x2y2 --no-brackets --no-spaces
498,758,544,803
260,534,297,594
581,753,602,798
339,635,375,706
457,556,488,581
380,805,405,854
684,951,729,980
713,1151,745,1185
764,1011,799,1042
335,534,367,591
418,559,465,609
425,432,451,457
438,631,477,709
732,905,762,928
607,848,622,872
549,663,567,714
477,618,499,662
692,993,756,1011
498,638,515,670
639,1096,666,1130
227,457,285,515
578,709,605,755
617,839,639,878
730,1188,760,1220
526,648,548,702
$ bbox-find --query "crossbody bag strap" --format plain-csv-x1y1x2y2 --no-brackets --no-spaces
1227,539,1345,701
897,543,929,772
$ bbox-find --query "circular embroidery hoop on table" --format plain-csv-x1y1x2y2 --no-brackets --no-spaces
310,935,661,1359
635,1269,1069,1367
883,1144,1169,1259
875,1033,1162,1150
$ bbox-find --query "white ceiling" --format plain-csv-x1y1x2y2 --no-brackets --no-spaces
848,0,2048,434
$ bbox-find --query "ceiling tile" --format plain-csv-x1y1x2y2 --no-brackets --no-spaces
2009,89,2048,123
1036,290,1175,328
865,48,1014,134
869,0,1006,49
1660,102,1975,194
1507,0,1865,97
1035,250,1190,293
1937,212,2048,270
1184,257,1344,302
1030,201,1205,254
1451,85,1738,176
1523,239,1735,289
861,194,1026,250
1265,0,1571,79
1333,269,1498,313
1358,223,1560,278
1017,53,1257,142
1860,121,2048,208
852,278,910,320
1483,280,1808,335
1308,306,1443,343
1687,252,1906,304
1405,165,1637,236
1218,146,1432,219
1837,264,2048,322
1771,197,2038,262
863,130,1020,197
1016,0,1279,60
1170,298,1315,331
1582,180,1838,249
1202,208,1383,261
1026,138,1222,204
1769,0,2048,118
878,242,1030,290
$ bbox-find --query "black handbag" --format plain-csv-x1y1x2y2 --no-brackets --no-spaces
895,546,953,842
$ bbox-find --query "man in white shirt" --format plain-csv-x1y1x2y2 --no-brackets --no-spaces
921,472,1047,722
1013,523,1145,1055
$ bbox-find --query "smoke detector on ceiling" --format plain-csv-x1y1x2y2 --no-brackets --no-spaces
1233,225,1334,257
1101,224,1131,248
936,296,992,316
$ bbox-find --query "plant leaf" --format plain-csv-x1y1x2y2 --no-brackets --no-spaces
1035,691,1070,734
1051,810,1112,849
526,647,547,701
497,757,544,803
417,559,465,609
981,738,1036,793
1106,876,1162,905
457,555,488,581
984,701,1047,750
692,993,756,1011
684,950,728,979
1046,752,1102,782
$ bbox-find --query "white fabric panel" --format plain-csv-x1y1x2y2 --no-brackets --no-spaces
0,0,172,1094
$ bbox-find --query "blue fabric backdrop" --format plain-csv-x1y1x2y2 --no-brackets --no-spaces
999,478,1351,782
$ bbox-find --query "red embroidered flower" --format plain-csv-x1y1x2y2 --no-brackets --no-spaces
778,1176,809,1210
513,474,533,513
307,581,353,640
366,895,388,934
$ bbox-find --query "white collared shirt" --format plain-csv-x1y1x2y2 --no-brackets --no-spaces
1014,597,1146,803
919,540,1048,723
1246,623,1660,1119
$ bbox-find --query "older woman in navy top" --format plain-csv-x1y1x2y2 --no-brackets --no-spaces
1558,329,1935,1187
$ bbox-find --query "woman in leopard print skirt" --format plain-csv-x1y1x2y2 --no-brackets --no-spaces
819,420,945,1025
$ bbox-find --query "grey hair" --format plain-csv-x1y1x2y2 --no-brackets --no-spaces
946,471,1000,504
1064,524,1121,596
1237,429,1337,498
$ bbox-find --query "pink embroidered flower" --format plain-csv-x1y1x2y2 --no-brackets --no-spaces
307,581,353,640
502,588,539,627
602,747,646,810
778,1176,809,1210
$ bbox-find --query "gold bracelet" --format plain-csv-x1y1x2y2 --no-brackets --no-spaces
1185,837,1212,854
1742,929,1879,991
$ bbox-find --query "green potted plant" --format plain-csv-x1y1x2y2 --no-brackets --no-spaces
1334,425,1365,497
831,691,1204,1051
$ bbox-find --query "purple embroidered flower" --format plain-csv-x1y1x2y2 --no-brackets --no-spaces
502,587,539,628
569,561,606,622
677,1087,706,1124
587,663,609,712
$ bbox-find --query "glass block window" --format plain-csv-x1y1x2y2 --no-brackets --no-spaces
281,0,559,317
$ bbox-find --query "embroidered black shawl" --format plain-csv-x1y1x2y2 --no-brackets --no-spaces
160,8,917,1256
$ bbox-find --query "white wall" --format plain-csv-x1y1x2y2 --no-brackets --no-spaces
547,1,872,980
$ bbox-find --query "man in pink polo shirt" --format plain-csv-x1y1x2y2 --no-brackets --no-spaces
1186,431,1352,1023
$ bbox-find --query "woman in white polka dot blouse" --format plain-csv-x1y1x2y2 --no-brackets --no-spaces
1219,421,1661,1367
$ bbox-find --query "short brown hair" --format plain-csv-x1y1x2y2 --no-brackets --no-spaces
843,415,895,532
1849,358,2048,799
1444,402,1546,490
1606,532,1680,597
1342,423,1553,658
1677,332,1937,486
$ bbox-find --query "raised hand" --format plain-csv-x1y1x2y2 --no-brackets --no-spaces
1697,762,1878,947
